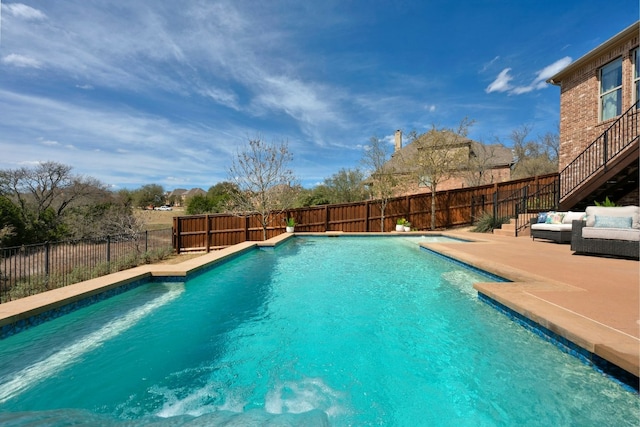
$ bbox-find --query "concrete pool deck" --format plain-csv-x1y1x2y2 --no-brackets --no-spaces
422,228,639,381
0,230,638,383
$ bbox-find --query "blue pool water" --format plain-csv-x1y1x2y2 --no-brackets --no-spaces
0,236,638,426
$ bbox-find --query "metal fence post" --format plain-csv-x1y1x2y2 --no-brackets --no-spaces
106,235,111,272
492,192,498,222
44,241,50,285
145,230,148,253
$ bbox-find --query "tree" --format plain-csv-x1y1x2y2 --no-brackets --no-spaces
463,142,509,187
0,196,24,247
296,185,331,207
132,184,165,208
62,185,147,240
362,135,399,232
207,181,240,213
186,194,214,215
0,161,107,242
323,168,367,204
509,124,559,179
404,118,473,230
227,137,297,240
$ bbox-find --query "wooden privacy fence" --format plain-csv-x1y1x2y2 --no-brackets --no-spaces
173,174,559,252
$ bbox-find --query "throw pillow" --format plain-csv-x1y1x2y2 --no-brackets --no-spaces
537,212,548,223
593,215,633,229
546,212,565,224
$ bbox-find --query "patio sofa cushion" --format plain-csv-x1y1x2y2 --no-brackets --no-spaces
531,223,572,232
581,227,640,242
572,206,640,259
585,205,640,228
530,211,585,243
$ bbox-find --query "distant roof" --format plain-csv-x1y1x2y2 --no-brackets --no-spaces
547,21,639,85
184,187,206,196
384,131,513,172
168,188,187,197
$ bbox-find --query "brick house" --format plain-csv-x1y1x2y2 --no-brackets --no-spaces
166,187,206,206
381,130,513,195
548,21,639,208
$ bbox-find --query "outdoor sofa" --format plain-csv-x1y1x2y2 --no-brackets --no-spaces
530,211,586,243
571,205,639,259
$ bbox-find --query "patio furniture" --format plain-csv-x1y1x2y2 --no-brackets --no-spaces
570,206,639,259
530,211,586,244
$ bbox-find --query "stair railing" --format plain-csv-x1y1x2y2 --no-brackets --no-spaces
560,101,639,200
488,177,560,236
514,179,560,236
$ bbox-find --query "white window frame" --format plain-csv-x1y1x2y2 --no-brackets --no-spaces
599,58,622,121
634,48,640,109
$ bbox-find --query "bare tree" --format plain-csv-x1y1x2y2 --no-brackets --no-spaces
228,137,297,240
362,135,399,232
464,143,504,187
510,124,559,179
0,161,107,242
404,118,474,230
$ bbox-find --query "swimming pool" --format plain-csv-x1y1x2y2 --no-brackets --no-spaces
0,236,638,426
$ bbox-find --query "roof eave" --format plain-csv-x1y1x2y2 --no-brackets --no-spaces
547,21,639,86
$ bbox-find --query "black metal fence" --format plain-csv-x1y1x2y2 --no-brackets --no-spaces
0,228,173,303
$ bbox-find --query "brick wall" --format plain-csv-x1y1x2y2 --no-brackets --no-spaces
557,31,639,171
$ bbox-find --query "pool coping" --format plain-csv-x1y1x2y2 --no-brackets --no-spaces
415,232,640,382
1,231,637,385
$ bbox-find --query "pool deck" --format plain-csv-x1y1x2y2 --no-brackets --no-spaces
0,230,638,383
423,229,639,381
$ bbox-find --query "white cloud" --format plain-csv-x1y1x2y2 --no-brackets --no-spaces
531,56,572,88
486,57,572,95
3,3,47,20
2,53,42,68
485,68,513,93
39,138,60,146
481,56,500,73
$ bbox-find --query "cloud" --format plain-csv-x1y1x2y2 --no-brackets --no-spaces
531,56,572,88
2,53,42,68
486,57,572,95
485,68,513,93
39,138,60,146
480,56,500,73
3,3,47,20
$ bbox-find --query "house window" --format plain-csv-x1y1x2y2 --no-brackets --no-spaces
634,49,640,108
600,58,622,121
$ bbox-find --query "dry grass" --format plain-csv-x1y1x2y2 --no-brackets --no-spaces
134,208,185,230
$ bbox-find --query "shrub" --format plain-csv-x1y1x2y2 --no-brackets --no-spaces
471,212,510,233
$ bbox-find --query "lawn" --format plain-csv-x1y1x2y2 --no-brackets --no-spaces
134,208,184,230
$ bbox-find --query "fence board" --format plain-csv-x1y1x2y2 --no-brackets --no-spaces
173,174,559,251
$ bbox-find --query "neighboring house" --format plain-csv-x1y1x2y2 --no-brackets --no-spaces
167,188,187,206
381,130,513,195
166,188,206,206
547,21,639,208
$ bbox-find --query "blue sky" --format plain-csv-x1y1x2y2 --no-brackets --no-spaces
0,1,637,190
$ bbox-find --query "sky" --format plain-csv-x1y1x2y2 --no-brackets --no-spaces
1,1,638,190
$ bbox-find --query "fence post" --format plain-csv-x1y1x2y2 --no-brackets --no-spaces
44,241,50,285
106,235,111,272
492,191,499,222
244,216,250,242
145,230,148,253
365,201,370,232
325,205,329,232
175,218,181,254
205,215,211,253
